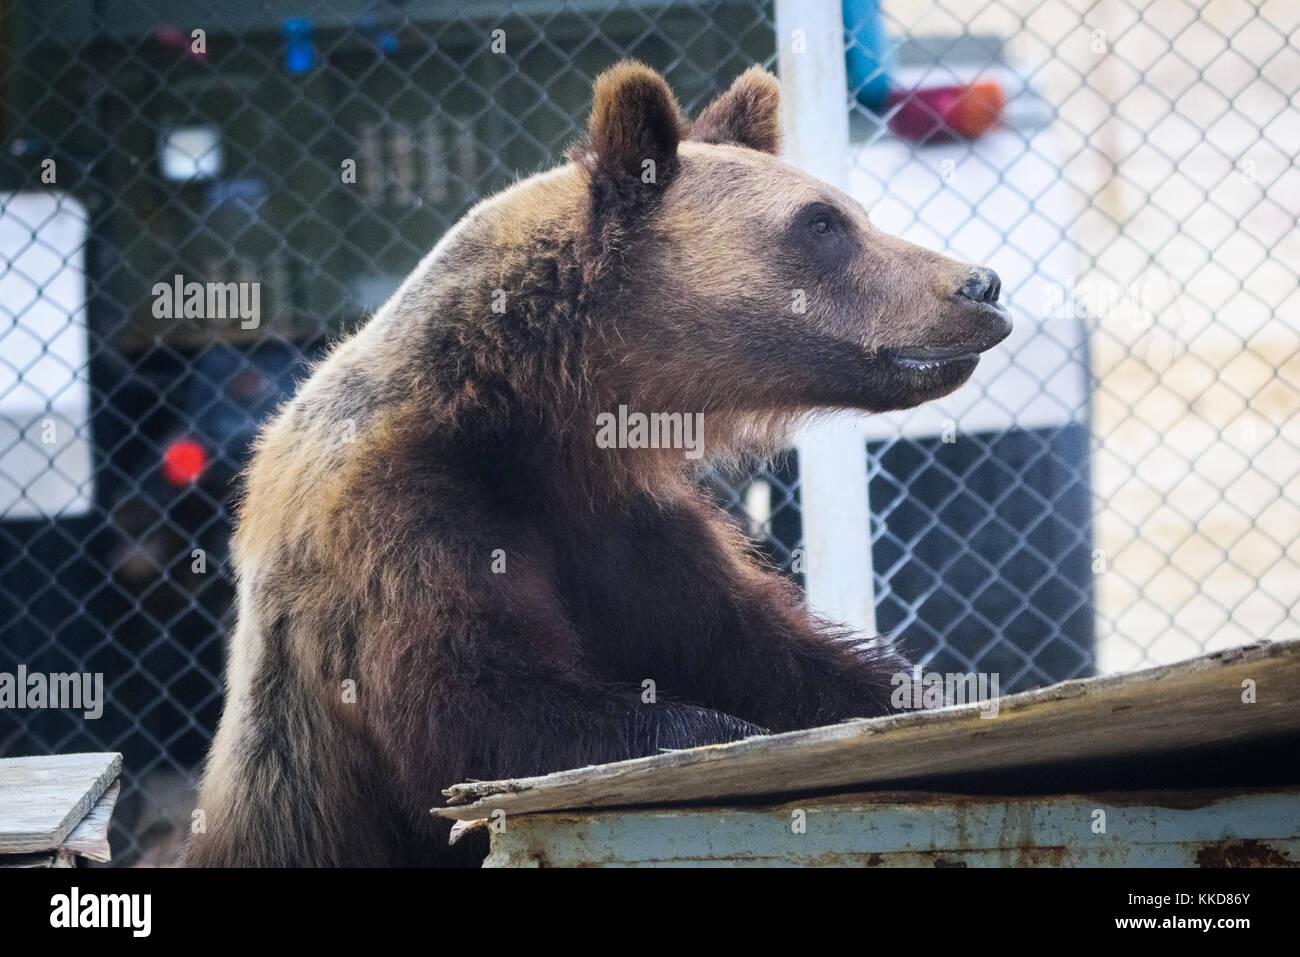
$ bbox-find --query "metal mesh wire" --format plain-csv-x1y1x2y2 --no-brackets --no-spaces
1,0,1297,864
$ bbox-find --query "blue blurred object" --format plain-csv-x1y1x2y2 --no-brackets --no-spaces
844,0,891,111
356,15,399,53
283,18,314,74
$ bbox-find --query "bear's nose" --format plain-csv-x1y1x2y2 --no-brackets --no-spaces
957,267,1001,304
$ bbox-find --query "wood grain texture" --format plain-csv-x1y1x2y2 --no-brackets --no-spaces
59,779,120,863
0,752,122,854
435,639,1299,821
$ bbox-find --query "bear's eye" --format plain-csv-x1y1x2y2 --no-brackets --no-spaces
801,203,843,237
787,202,854,267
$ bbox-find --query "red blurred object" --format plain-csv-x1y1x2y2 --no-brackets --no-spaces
163,439,207,485
886,80,1005,141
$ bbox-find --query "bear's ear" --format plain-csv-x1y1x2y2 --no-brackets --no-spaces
585,61,686,184
690,66,781,154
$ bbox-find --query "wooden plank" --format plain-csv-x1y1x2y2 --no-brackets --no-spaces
0,753,122,854
483,787,1300,867
436,639,1300,820
59,779,120,863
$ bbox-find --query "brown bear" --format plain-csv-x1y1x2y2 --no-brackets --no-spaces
185,62,1010,867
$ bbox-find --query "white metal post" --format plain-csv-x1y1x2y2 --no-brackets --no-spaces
775,0,877,637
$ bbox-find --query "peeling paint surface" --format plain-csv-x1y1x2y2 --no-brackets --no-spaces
483,788,1300,868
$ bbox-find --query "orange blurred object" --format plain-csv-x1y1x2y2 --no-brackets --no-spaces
950,81,1005,138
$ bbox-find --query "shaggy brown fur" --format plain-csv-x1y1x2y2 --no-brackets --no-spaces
185,62,1010,867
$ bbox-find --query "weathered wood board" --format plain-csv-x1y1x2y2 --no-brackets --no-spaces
437,639,1300,821
483,787,1300,867
0,752,122,854
59,779,120,863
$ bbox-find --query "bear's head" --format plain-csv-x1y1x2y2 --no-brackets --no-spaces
568,61,1011,422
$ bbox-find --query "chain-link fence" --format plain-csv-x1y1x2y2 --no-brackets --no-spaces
1,0,1297,864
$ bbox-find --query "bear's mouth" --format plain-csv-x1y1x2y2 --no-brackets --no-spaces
879,346,980,373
